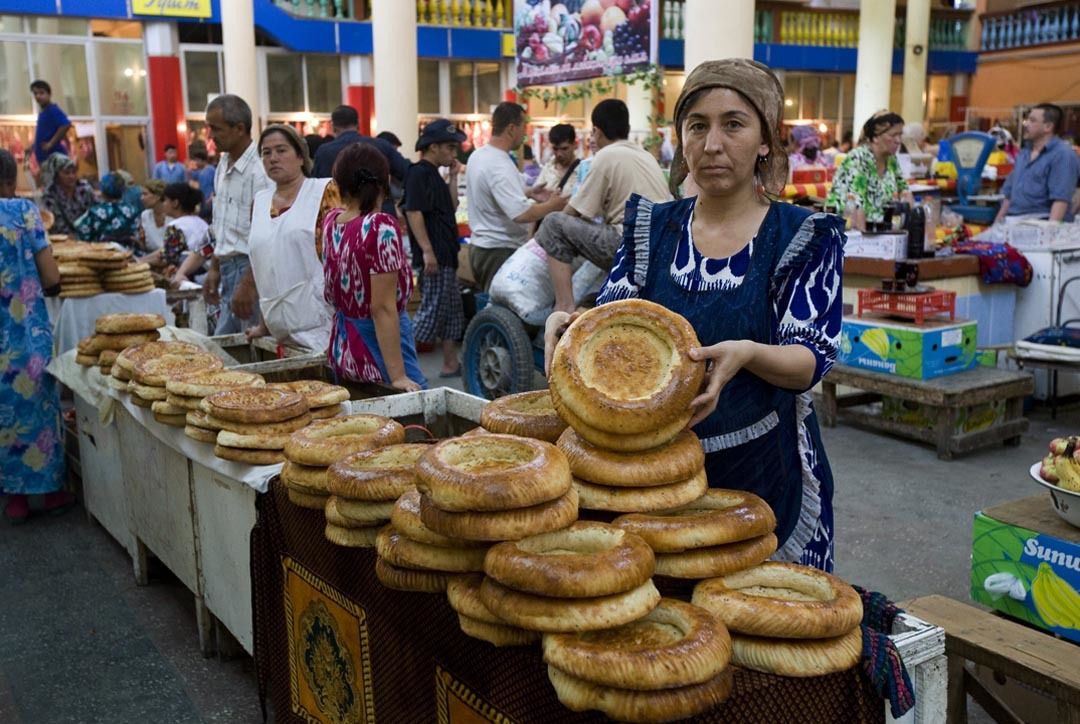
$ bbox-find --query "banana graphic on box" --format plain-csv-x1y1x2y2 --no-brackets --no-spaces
1031,563,1080,630
861,328,890,360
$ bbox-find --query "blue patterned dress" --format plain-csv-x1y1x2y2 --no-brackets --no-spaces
0,200,65,495
597,195,845,571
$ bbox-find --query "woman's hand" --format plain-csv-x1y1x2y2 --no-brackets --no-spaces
543,310,580,377
687,340,756,427
390,376,422,393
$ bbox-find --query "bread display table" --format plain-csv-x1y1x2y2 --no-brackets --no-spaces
819,364,1033,460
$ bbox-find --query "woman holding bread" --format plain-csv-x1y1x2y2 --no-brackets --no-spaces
0,149,73,522
546,60,844,571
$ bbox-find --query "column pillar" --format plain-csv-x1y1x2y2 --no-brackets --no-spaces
220,0,260,129
145,22,185,164
901,0,930,123
625,78,653,143
683,0,753,76
853,0,896,134
372,0,419,154
346,56,375,137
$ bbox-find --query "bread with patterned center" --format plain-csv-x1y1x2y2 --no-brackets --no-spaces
94,313,165,334
166,369,266,398
202,387,309,424
270,379,350,408
133,352,223,386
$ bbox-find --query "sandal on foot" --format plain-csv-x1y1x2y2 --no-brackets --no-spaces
4,495,30,524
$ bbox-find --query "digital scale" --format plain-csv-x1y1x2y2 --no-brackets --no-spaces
942,131,1000,224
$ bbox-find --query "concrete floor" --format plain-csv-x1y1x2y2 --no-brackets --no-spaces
1,348,1074,722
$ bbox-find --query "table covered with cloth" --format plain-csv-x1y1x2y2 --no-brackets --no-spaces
52,288,173,355
252,478,889,724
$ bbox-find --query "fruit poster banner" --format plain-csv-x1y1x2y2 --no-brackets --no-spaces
514,0,657,87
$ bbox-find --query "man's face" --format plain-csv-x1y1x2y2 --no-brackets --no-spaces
1023,109,1052,142
206,108,244,155
552,140,577,167
508,121,527,149
433,142,459,167
32,88,50,108
165,148,178,163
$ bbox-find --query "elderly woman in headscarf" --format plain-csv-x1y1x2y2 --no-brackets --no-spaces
788,124,824,175
545,59,845,572
40,153,95,236
243,124,340,351
73,172,140,245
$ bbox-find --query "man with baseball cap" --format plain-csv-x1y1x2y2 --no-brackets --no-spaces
403,119,468,378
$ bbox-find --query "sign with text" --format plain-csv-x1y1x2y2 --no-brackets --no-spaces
514,0,657,88
132,0,212,19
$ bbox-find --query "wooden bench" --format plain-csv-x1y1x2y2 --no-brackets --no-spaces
901,595,1080,724
819,364,1034,460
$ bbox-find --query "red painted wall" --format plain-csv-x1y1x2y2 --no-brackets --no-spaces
347,85,374,137
148,55,186,162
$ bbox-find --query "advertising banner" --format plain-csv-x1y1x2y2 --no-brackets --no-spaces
132,0,212,19
514,0,657,88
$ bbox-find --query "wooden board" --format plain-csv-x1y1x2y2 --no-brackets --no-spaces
984,495,1080,544
825,364,1034,406
845,255,980,281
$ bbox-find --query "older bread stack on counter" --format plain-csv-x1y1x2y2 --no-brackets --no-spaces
543,598,734,723
109,340,201,392
270,380,349,420
163,370,267,442
130,352,223,419
323,443,427,548
281,413,404,509
547,300,708,514
692,562,864,677
101,261,154,294
74,313,165,367
53,242,135,298
202,387,311,465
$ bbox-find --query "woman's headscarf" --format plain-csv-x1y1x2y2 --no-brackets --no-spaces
670,58,788,196
41,152,76,190
790,125,821,154
143,178,166,198
859,110,905,144
99,172,126,201
258,124,313,176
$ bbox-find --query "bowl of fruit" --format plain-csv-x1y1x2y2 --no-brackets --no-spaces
1030,436,1080,528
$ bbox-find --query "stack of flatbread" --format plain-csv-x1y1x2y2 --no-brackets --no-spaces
162,370,268,443
74,313,166,367
107,340,201,392
59,261,104,298
51,242,154,297
101,262,154,294
201,387,313,465
269,380,350,419
129,352,224,421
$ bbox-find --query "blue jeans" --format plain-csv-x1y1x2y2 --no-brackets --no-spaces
214,254,261,335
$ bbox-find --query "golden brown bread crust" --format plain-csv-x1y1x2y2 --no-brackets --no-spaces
114,341,201,373
552,398,691,452
134,352,223,386
612,489,777,552
213,444,285,465
284,414,405,467
331,497,396,525
547,664,733,723
76,353,99,366
419,488,579,542
185,409,222,430
391,491,483,548
324,523,380,548
150,400,186,416
165,393,205,411
286,488,329,510
480,577,661,633
309,403,345,420
484,522,655,599
479,390,567,443
558,428,705,487
202,412,313,435
270,380,350,408
130,382,168,401
654,533,778,579
542,599,731,690
457,613,540,647
325,443,428,500
95,313,165,334
216,429,292,450
376,526,488,573
130,394,154,408
166,370,265,398
416,434,571,512
324,497,381,529
107,375,130,391
375,557,449,592
730,626,863,677
184,425,219,443
692,562,864,639
202,387,309,424
574,469,707,513
152,411,187,427
281,460,329,490
91,331,161,352
548,299,705,436
447,574,504,624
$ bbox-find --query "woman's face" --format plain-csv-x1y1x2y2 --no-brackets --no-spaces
261,132,305,185
57,165,78,190
141,189,162,210
870,123,904,159
681,88,769,198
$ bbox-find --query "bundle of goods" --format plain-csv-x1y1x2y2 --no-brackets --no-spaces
543,598,735,723
547,299,708,513
161,370,267,442
130,352,223,422
280,413,404,507
692,562,864,677
323,443,429,548
201,387,314,465
613,489,778,580
478,390,567,443
74,313,165,367
109,340,202,392
53,242,153,297
270,379,350,420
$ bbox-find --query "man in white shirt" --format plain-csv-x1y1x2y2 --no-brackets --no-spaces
201,94,272,334
535,99,672,313
528,123,581,200
465,102,567,291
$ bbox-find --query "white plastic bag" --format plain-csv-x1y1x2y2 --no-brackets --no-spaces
489,241,609,326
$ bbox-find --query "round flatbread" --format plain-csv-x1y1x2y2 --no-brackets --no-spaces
202,387,309,424
184,425,219,443
115,341,202,373
95,313,165,335
479,390,567,443
166,369,266,398
270,380,350,408
133,352,223,387
213,444,285,466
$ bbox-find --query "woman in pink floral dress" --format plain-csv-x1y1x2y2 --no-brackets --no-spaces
322,143,426,390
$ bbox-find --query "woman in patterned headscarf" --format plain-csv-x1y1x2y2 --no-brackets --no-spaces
546,59,846,572
73,171,140,244
40,153,95,236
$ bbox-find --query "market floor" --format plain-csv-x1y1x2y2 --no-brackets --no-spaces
1,350,1073,723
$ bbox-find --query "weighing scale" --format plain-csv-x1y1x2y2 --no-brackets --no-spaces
942,131,999,224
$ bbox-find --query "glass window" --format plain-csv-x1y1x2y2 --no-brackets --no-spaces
95,43,148,116
821,76,839,123
801,76,820,120
783,74,800,121
91,20,143,39
475,62,501,115
928,75,949,122
266,54,304,113
31,43,92,116
305,55,342,113
0,15,23,32
29,17,89,35
184,51,221,115
0,41,32,116
449,61,474,115
418,60,440,115
841,74,855,121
